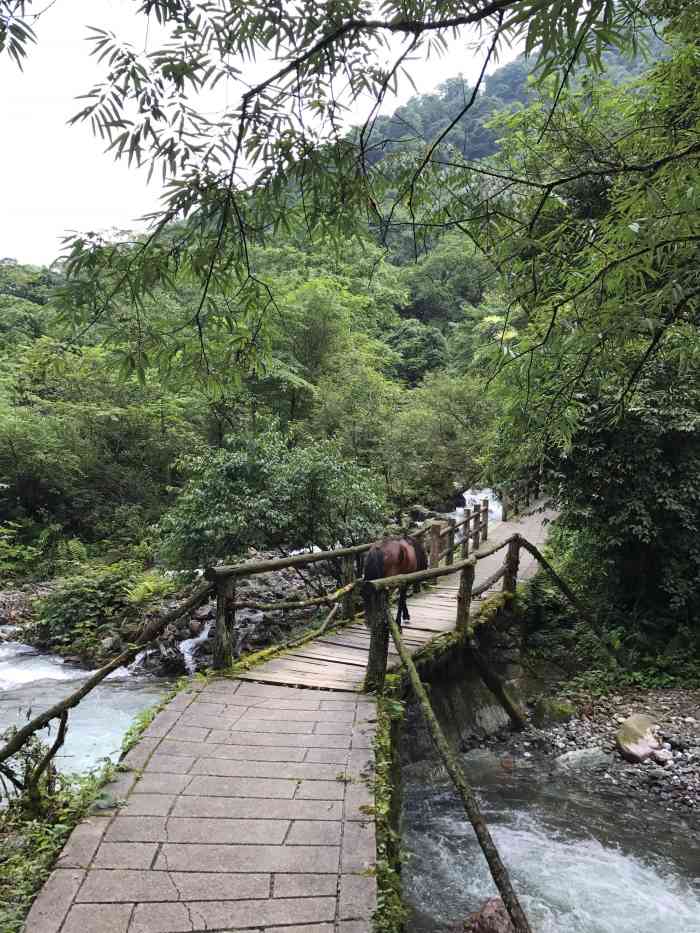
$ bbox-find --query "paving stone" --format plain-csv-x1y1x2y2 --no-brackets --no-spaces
319,700,358,710
144,710,181,738
340,873,376,919
286,820,342,845
314,720,354,735
121,737,162,770
206,730,351,749
144,754,196,774
264,925,334,933
168,872,270,902
123,794,178,816
97,771,139,809
93,842,158,869
347,749,373,776
163,740,308,763
61,902,133,933
166,691,198,711
232,718,316,734
108,816,289,845
339,921,371,933
132,773,191,795
171,796,343,821
304,748,349,764
295,780,345,800
349,728,374,749
106,817,167,842
345,781,374,820
77,868,178,902
180,713,246,730
155,844,339,874
254,698,322,711
183,775,296,798
189,758,341,781
23,868,84,933
341,821,376,872
131,896,336,932
248,708,355,723
166,726,210,743
55,816,110,869
272,873,337,898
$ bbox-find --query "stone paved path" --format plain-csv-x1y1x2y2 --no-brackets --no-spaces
25,505,552,933
26,681,376,933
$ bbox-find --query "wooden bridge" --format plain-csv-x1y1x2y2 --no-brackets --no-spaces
24,503,553,933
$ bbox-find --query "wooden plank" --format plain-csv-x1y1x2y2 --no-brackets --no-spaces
237,671,362,691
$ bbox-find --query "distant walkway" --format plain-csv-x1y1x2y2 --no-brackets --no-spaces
238,505,555,691
26,506,553,933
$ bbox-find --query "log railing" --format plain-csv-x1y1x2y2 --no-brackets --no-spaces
0,509,491,773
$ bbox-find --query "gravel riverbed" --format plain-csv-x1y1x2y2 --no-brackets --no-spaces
462,687,700,823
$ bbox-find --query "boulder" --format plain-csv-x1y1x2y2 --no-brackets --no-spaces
532,696,576,727
464,898,515,932
554,747,612,772
616,713,661,763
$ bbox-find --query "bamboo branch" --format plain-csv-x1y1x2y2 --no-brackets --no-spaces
389,618,532,933
517,539,618,664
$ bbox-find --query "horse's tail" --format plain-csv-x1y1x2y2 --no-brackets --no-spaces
362,546,384,629
363,545,385,582
411,536,429,572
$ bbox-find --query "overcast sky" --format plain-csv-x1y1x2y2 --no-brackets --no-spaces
0,1,517,267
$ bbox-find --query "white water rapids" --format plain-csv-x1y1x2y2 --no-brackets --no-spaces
0,638,167,772
402,755,700,932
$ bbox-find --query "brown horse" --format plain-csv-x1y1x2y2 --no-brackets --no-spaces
362,535,428,628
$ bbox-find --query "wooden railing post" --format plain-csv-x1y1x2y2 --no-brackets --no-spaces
429,521,442,569
502,535,521,595
460,507,472,559
364,587,389,693
341,555,355,620
472,507,481,551
501,490,509,522
481,498,489,542
456,562,475,632
446,517,456,566
213,576,236,669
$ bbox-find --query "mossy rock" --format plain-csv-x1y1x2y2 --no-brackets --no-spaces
532,696,576,727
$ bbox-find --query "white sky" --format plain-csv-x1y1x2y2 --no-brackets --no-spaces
0,1,518,266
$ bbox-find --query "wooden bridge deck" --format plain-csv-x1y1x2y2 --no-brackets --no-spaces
238,506,554,691
26,507,552,933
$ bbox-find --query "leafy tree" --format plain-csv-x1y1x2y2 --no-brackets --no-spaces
2,0,661,377
400,232,490,324
158,431,387,566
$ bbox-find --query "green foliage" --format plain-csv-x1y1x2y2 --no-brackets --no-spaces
29,562,175,661
372,676,408,933
0,737,108,933
158,431,387,566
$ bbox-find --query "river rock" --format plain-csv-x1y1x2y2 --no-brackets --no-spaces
463,898,515,932
651,748,673,766
616,713,661,763
554,747,612,772
532,696,576,727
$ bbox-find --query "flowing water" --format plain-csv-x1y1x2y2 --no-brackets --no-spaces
0,639,168,773
402,750,700,932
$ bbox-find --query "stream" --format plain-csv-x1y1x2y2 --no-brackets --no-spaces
402,750,700,932
0,639,168,773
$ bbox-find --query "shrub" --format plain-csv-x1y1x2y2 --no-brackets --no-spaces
158,431,387,566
